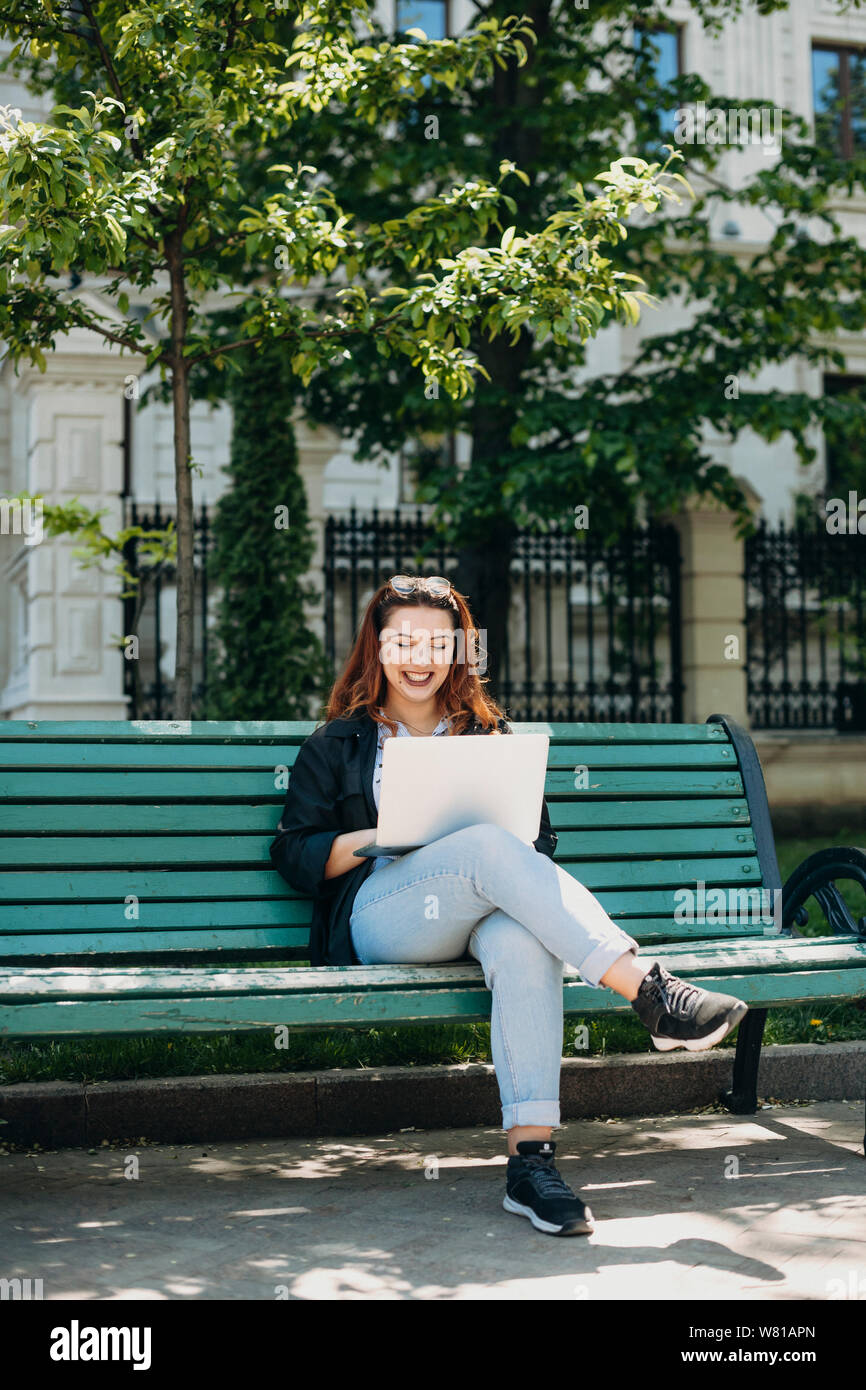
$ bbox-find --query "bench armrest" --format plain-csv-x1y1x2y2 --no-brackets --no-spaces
781,846,866,939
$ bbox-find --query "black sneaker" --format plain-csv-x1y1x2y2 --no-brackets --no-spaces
632,960,748,1051
503,1140,594,1236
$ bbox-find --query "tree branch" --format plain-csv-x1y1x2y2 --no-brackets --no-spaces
78,0,126,109
191,309,406,365
76,0,165,228
49,304,153,355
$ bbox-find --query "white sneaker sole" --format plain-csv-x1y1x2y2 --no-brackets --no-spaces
503,1193,594,1236
651,1001,748,1051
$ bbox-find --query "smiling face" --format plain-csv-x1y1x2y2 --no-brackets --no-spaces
378,603,457,708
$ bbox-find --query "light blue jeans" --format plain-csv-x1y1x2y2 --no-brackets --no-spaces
349,822,641,1132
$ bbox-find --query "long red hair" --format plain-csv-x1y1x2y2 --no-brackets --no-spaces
325,581,506,737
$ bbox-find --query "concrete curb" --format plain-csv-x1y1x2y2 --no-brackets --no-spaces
1,1042,864,1148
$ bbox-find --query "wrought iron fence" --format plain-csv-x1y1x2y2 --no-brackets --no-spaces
324,506,683,722
120,503,863,731
745,518,866,730
121,500,213,720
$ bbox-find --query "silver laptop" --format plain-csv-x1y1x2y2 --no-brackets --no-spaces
354,731,550,858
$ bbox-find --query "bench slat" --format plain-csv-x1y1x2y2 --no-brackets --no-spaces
0,740,738,771
0,834,273,868
549,800,750,828
0,797,752,835
0,885,767,927
3,966,864,1037
5,939,862,999
0,768,746,800
0,721,316,742
0,720,732,743
0,930,307,957
0,857,762,903
546,745,737,768
0,914,774,958
0,899,311,930
0,825,757,869
0,743,304,769
0,771,285,799
544,770,745,797
0,929,306,957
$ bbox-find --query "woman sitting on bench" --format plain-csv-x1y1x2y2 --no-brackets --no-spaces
270,575,748,1238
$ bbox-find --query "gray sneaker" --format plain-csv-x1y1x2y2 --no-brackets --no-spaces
632,961,748,1051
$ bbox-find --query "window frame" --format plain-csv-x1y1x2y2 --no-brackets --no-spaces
633,20,684,84
822,372,866,494
812,40,866,159
631,20,685,139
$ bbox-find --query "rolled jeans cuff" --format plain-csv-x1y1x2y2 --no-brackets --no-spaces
502,1099,561,1131
577,932,641,990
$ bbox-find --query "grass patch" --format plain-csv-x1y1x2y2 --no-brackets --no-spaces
2,828,865,1085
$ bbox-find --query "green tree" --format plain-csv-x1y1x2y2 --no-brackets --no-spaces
299,0,866,693
0,0,681,716
206,339,331,718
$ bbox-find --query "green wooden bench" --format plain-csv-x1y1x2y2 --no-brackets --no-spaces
2,717,865,1147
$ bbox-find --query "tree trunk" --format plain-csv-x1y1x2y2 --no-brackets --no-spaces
453,514,516,703
167,234,194,721
453,328,531,706
453,0,551,709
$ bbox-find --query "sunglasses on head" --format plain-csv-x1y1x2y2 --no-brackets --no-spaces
387,574,453,600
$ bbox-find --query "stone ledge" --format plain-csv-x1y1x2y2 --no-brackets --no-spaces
1,1042,863,1148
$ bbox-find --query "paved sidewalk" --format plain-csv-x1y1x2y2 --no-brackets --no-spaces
1,1100,864,1300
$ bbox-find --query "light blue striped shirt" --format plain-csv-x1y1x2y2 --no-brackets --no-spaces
369,711,451,871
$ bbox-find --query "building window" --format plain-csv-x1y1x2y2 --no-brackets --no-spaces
812,43,866,158
396,1,448,40
633,24,683,142
823,374,866,495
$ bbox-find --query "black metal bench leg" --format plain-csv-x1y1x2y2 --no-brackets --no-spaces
721,1008,767,1114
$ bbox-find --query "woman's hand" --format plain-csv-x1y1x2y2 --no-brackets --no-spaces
324,828,378,880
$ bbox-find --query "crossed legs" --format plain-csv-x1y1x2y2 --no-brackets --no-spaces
349,822,648,1151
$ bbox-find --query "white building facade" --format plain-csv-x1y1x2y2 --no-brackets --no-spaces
1,0,864,749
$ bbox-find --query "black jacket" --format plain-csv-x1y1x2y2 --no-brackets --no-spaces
269,709,559,965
